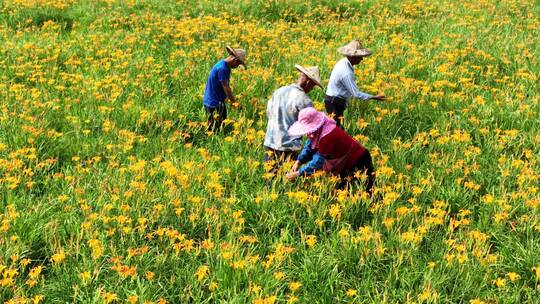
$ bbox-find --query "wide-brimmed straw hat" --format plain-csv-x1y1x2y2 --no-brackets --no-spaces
288,107,326,137
226,46,247,68
337,40,372,57
294,64,323,89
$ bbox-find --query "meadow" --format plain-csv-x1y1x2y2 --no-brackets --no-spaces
0,0,539,303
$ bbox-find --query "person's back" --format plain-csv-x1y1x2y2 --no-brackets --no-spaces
264,84,313,151
203,60,230,108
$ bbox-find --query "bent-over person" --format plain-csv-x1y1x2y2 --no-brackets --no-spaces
264,64,322,171
286,107,375,196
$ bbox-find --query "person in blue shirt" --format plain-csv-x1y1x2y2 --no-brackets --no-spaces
203,46,247,131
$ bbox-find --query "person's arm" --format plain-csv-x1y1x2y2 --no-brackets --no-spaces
287,140,324,180
298,152,325,177
343,71,371,100
220,80,236,103
343,72,385,101
296,140,316,164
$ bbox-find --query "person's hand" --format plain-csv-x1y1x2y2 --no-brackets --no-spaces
286,171,300,181
371,95,386,101
291,161,300,172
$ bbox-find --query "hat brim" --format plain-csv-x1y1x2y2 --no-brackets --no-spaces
294,64,323,89
288,112,326,137
338,47,372,57
226,46,247,69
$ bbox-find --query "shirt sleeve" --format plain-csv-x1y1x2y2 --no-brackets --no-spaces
218,66,230,83
298,152,325,176
297,140,315,164
343,72,372,100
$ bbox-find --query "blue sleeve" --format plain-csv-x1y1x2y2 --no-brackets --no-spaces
297,140,315,164
299,152,325,176
218,66,230,82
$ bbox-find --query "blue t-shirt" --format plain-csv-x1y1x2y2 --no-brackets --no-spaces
203,60,231,107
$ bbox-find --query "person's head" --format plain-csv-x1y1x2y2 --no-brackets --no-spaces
298,72,317,93
225,55,243,69
294,65,323,93
338,40,371,64
347,55,364,66
225,46,247,69
288,107,326,138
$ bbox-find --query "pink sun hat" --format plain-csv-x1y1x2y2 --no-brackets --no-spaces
288,107,326,137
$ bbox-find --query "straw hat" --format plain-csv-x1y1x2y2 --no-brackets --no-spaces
294,64,323,89
288,107,327,137
226,46,247,68
337,40,372,57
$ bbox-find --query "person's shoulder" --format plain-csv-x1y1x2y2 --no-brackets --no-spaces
288,85,307,98
273,84,294,95
337,58,349,67
214,60,228,70
326,126,343,138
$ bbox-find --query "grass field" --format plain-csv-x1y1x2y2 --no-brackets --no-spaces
0,0,539,303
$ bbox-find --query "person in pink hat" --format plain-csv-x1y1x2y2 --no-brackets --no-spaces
286,107,375,195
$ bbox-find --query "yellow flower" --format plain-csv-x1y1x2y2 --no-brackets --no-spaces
28,266,43,279
289,281,302,292
533,266,540,280
127,295,138,304
80,271,91,282
51,250,66,265
305,235,317,247
287,296,299,303
88,239,103,260
195,265,209,281
507,272,520,282
102,292,118,304
274,271,285,280
328,204,342,220
493,277,505,288
250,284,262,294
346,289,357,297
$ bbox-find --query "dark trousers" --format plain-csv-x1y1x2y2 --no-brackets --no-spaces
337,150,375,196
204,103,227,131
264,147,298,174
324,95,347,129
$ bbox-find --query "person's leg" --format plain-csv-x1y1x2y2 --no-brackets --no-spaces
334,102,346,129
205,105,217,131
264,149,299,176
353,150,375,196
324,95,338,127
215,102,227,130
324,96,346,129
335,177,348,190
264,147,273,163
284,150,299,162
362,151,375,196
264,147,280,176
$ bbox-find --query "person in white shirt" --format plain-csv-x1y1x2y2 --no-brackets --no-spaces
325,40,385,128
264,64,323,171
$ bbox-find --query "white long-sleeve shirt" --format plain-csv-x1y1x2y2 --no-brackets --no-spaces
326,58,372,102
